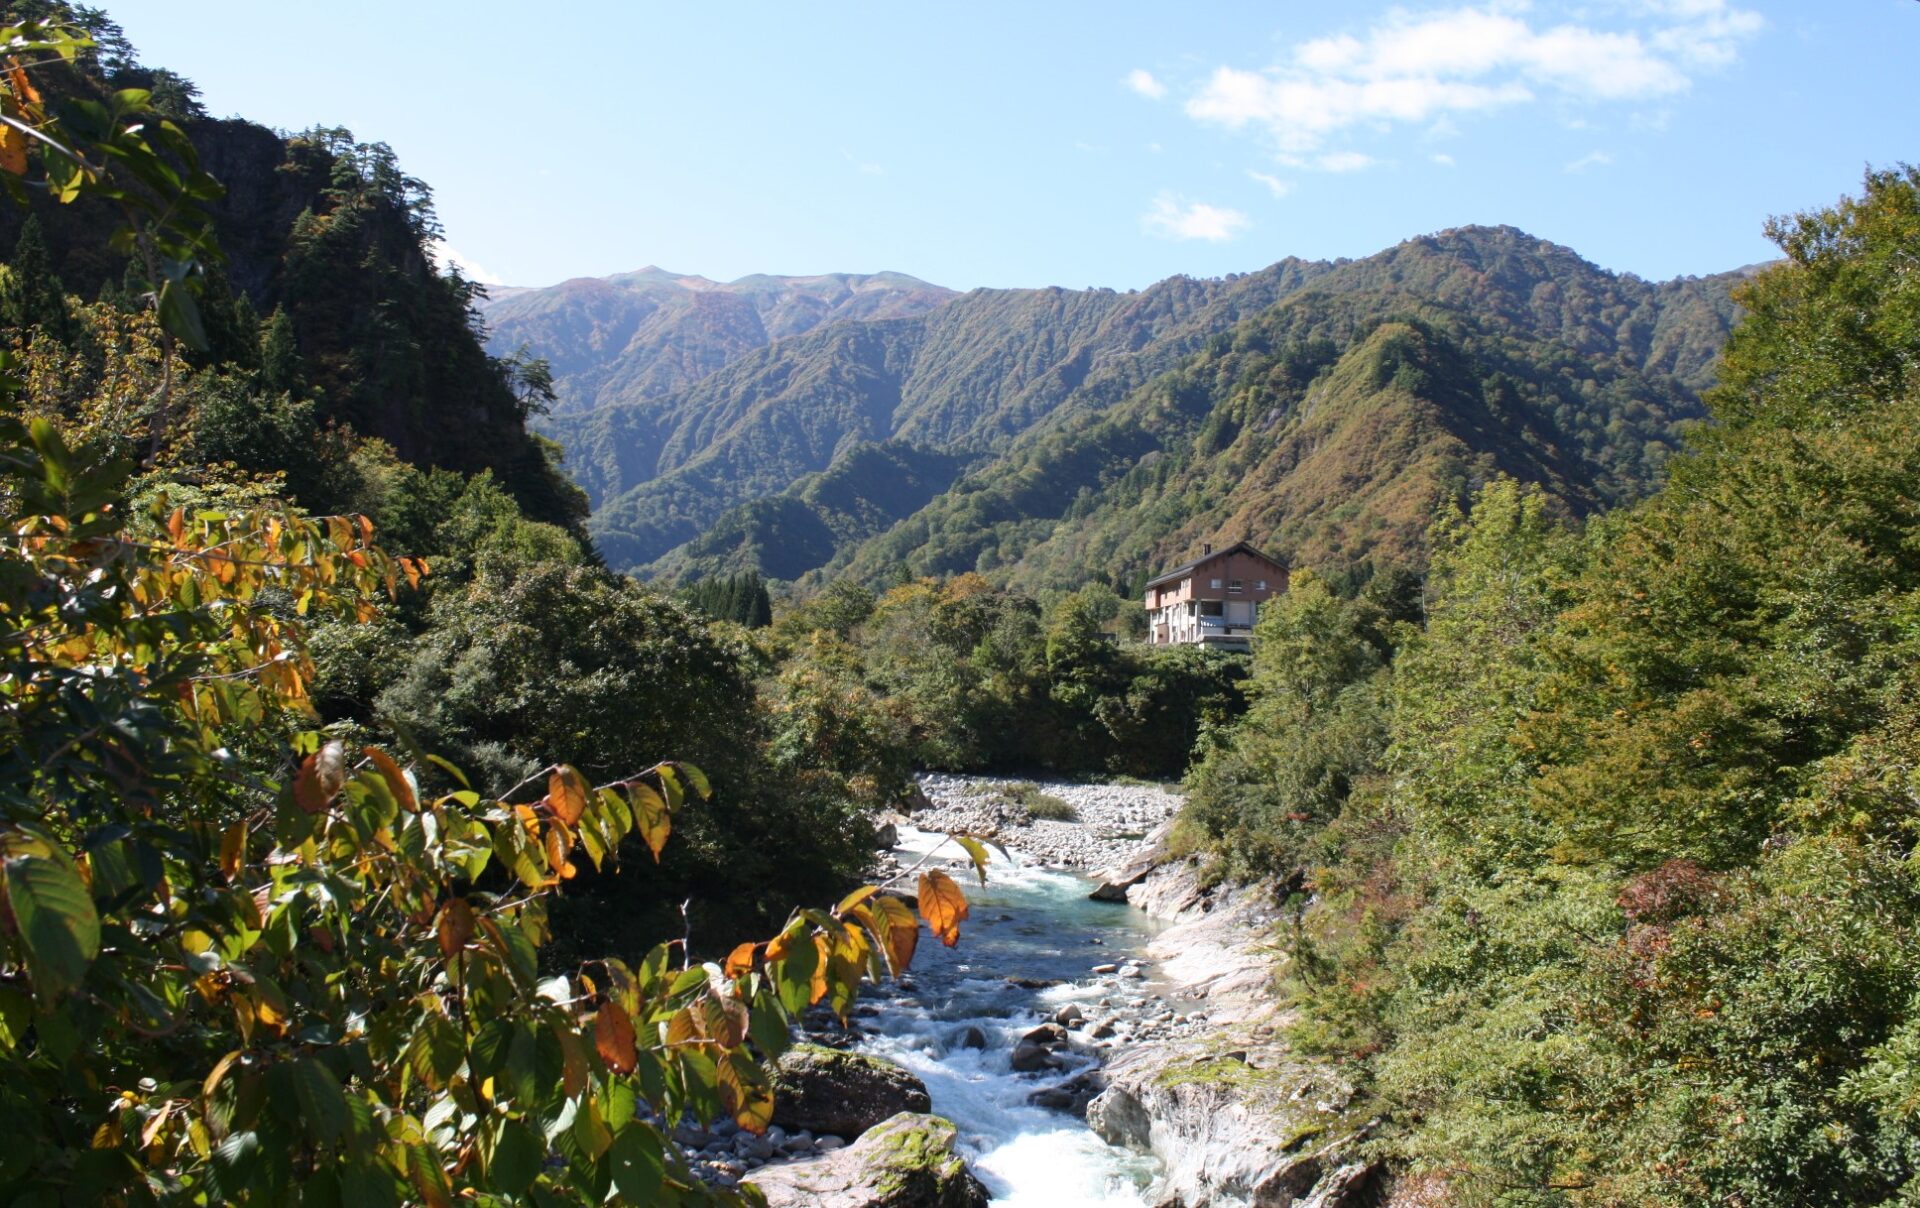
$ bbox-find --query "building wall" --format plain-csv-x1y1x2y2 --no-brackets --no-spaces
1143,549,1289,645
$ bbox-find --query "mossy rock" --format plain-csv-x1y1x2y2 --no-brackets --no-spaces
745,1112,990,1208
769,1043,932,1139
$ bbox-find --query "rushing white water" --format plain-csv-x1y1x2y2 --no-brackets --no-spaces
857,828,1165,1204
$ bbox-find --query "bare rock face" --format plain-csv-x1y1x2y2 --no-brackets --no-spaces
744,1112,990,1208
1085,858,1381,1207
770,1044,932,1140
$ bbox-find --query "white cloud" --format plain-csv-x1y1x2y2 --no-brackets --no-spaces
1142,193,1250,242
428,240,501,285
1316,150,1376,173
1565,149,1614,173
1183,2,1759,156
1431,152,1456,167
1126,68,1168,100
1248,170,1293,198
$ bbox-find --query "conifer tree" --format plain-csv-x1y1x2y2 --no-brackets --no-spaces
0,215,71,340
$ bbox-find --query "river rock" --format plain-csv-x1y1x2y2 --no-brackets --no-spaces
950,1024,988,1051
770,1044,932,1140
1087,819,1173,900
1027,1068,1106,1117
744,1112,990,1208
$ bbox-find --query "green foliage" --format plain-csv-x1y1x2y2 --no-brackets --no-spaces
1182,169,1920,1205
684,570,773,628
773,573,1250,778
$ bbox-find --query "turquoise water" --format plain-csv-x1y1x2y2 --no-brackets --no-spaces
855,827,1166,1205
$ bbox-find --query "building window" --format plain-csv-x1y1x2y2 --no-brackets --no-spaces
1229,579,1243,593
1256,579,1267,591
1210,578,1222,589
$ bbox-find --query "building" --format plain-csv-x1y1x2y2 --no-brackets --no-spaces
1143,541,1289,649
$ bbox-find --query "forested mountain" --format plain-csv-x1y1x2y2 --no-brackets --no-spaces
539,226,1745,584
559,259,1338,570
482,267,955,415
836,227,1750,592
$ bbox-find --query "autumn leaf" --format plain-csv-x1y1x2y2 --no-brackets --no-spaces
293,741,346,814
718,1051,774,1134
865,895,919,974
6,59,43,105
548,766,589,826
363,747,416,811
724,942,757,979
629,781,671,862
0,122,25,178
436,898,475,960
594,1000,638,1074
808,934,832,1006
218,821,246,882
917,869,969,948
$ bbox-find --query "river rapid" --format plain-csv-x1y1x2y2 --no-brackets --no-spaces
855,825,1168,1205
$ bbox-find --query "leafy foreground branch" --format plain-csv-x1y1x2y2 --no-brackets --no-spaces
0,403,985,1205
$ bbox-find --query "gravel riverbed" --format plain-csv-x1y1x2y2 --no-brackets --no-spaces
905,772,1183,872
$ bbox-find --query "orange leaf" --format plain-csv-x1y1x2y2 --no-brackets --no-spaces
765,921,802,962
6,59,42,105
866,895,919,974
809,934,832,1005
548,766,589,826
593,1000,638,1074
362,746,417,811
0,123,26,177
724,942,757,979
917,869,969,948
437,898,475,960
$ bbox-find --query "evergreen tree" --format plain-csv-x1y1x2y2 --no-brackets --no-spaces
0,216,71,340
259,306,304,396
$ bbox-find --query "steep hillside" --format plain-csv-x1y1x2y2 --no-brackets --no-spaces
623,228,1744,586
481,267,956,415
564,260,1336,570
828,229,1747,590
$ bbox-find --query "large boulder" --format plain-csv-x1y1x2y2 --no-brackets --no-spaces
745,1112,990,1208
770,1044,932,1140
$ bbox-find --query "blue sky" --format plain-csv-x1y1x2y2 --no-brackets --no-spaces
107,2,1917,290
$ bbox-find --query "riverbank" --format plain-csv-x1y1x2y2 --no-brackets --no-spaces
745,774,1412,1206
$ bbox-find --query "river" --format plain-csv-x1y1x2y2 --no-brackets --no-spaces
854,825,1168,1205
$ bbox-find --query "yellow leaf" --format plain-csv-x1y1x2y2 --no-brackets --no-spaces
917,869,969,948
629,782,671,862
593,1000,637,1074
835,885,879,917
218,821,247,882
548,766,589,826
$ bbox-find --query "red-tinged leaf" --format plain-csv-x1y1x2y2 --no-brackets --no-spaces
436,898,474,960
548,766,589,826
292,741,346,814
362,747,416,812
724,942,757,979
917,869,969,948
166,506,186,546
594,1000,637,1074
